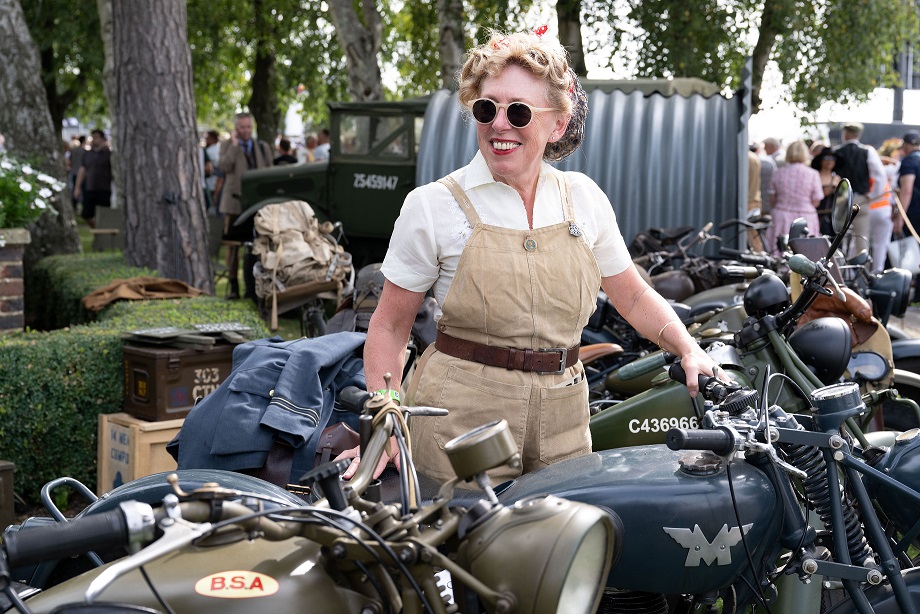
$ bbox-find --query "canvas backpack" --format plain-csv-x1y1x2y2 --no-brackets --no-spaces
251,200,353,328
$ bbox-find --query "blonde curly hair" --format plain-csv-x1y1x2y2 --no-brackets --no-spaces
458,30,588,161
458,31,573,114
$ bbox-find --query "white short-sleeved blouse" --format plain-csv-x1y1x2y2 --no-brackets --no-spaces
381,152,632,307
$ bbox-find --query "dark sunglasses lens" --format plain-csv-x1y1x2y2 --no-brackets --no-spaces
506,103,533,128
472,99,497,124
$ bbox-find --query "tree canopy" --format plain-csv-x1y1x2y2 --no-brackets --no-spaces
20,0,920,133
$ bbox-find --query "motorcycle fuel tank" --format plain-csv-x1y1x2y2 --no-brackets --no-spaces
866,428,920,537
499,445,780,597
13,536,371,613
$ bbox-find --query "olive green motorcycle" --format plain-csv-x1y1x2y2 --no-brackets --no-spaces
589,179,920,451
0,390,618,614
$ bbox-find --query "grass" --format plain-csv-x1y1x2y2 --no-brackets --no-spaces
77,219,304,340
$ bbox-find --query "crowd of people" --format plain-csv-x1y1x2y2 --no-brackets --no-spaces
749,123,920,280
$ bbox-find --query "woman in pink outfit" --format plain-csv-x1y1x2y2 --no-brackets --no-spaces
765,140,824,255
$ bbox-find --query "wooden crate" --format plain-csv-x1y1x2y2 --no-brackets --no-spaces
97,412,183,495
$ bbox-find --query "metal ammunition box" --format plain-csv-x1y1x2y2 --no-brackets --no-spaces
122,343,234,422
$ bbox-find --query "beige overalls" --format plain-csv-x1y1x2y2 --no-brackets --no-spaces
406,174,601,482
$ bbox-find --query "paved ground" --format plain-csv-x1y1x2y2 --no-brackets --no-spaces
888,305,920,339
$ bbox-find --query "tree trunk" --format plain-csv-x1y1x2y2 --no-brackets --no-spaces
0,0,81,271
437,0,464,91
96,0,121,211
38,24,84,138
556,0,587,77
248,1,280,145
326,0,384,101
105,0,213,292
749,0,788,115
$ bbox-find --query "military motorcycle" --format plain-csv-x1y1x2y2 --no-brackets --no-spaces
499,363,920,613
589,180,920,447
0,389,618,614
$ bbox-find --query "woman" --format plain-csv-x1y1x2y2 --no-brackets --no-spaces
810,146,839,237
341,29,720,483
766,140,824,255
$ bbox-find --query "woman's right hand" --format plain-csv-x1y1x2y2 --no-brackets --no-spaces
335,436,402,480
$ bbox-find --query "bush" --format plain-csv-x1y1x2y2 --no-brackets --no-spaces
5,255,269,504
27,253,155,330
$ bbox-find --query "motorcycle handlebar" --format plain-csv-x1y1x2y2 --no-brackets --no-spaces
719,247,776,267
717,265,760,281
335,387,373,414
787,253,818,277
3,508,128,569
668,362,732,403
665,427,735,455
616,352,674,380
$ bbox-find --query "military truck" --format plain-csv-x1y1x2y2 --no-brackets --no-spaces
240,97,430,265
241,80,749,268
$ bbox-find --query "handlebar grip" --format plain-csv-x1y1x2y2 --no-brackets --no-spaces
720,247,774,267
335,386,373,414
617,352,672,381
666,428,735,455
717,265,759,281
668,363,730,402
788,253,818,277
3,509,128,568
667,362,707,389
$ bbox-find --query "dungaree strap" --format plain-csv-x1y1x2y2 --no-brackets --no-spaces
552,173,576,221
438,176,481,226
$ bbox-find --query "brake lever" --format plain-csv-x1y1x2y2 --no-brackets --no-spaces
757,441,808,479
85,515,212,603
823,267,846,302
402,406,449,417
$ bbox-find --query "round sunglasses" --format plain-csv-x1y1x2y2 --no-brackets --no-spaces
471,98,556,129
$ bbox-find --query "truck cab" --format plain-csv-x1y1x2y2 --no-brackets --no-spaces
240,97,429,264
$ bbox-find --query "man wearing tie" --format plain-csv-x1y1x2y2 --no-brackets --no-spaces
218,112,272,299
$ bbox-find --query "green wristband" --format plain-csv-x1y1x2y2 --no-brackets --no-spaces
375,389,400,404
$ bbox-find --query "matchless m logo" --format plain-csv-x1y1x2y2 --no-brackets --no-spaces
663,523,754,566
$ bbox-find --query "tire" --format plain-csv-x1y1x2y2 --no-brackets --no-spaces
882,361,920,432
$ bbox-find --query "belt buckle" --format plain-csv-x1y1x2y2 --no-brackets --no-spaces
538,347,567,374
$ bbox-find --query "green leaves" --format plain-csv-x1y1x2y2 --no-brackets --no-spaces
0,153,65,228
8,252,270,504
610,0,918,115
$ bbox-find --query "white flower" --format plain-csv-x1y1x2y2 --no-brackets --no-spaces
18,181,32,192
21,165,33,175
33,198,47,209
37,173,56,185
0,160,12,170
39,187,52,198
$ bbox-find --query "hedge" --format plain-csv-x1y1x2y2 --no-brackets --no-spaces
4,254,269,504
26,253,155,330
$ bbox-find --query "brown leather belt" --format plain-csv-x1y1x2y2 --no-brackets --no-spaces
435,331,579,374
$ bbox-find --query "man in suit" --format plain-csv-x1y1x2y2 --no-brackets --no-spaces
218,112,272,299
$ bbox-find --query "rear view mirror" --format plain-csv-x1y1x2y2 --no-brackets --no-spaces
832,179,854,234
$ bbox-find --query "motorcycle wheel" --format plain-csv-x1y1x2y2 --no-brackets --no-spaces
882,362,920,432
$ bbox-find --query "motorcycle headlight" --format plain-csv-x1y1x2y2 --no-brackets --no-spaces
459,495,619,614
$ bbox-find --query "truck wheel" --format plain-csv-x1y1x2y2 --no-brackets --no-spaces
882,362,920,432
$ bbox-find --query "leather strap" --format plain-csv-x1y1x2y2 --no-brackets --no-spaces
435,330,579,374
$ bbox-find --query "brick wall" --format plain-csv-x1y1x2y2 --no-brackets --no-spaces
0,229,30,333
